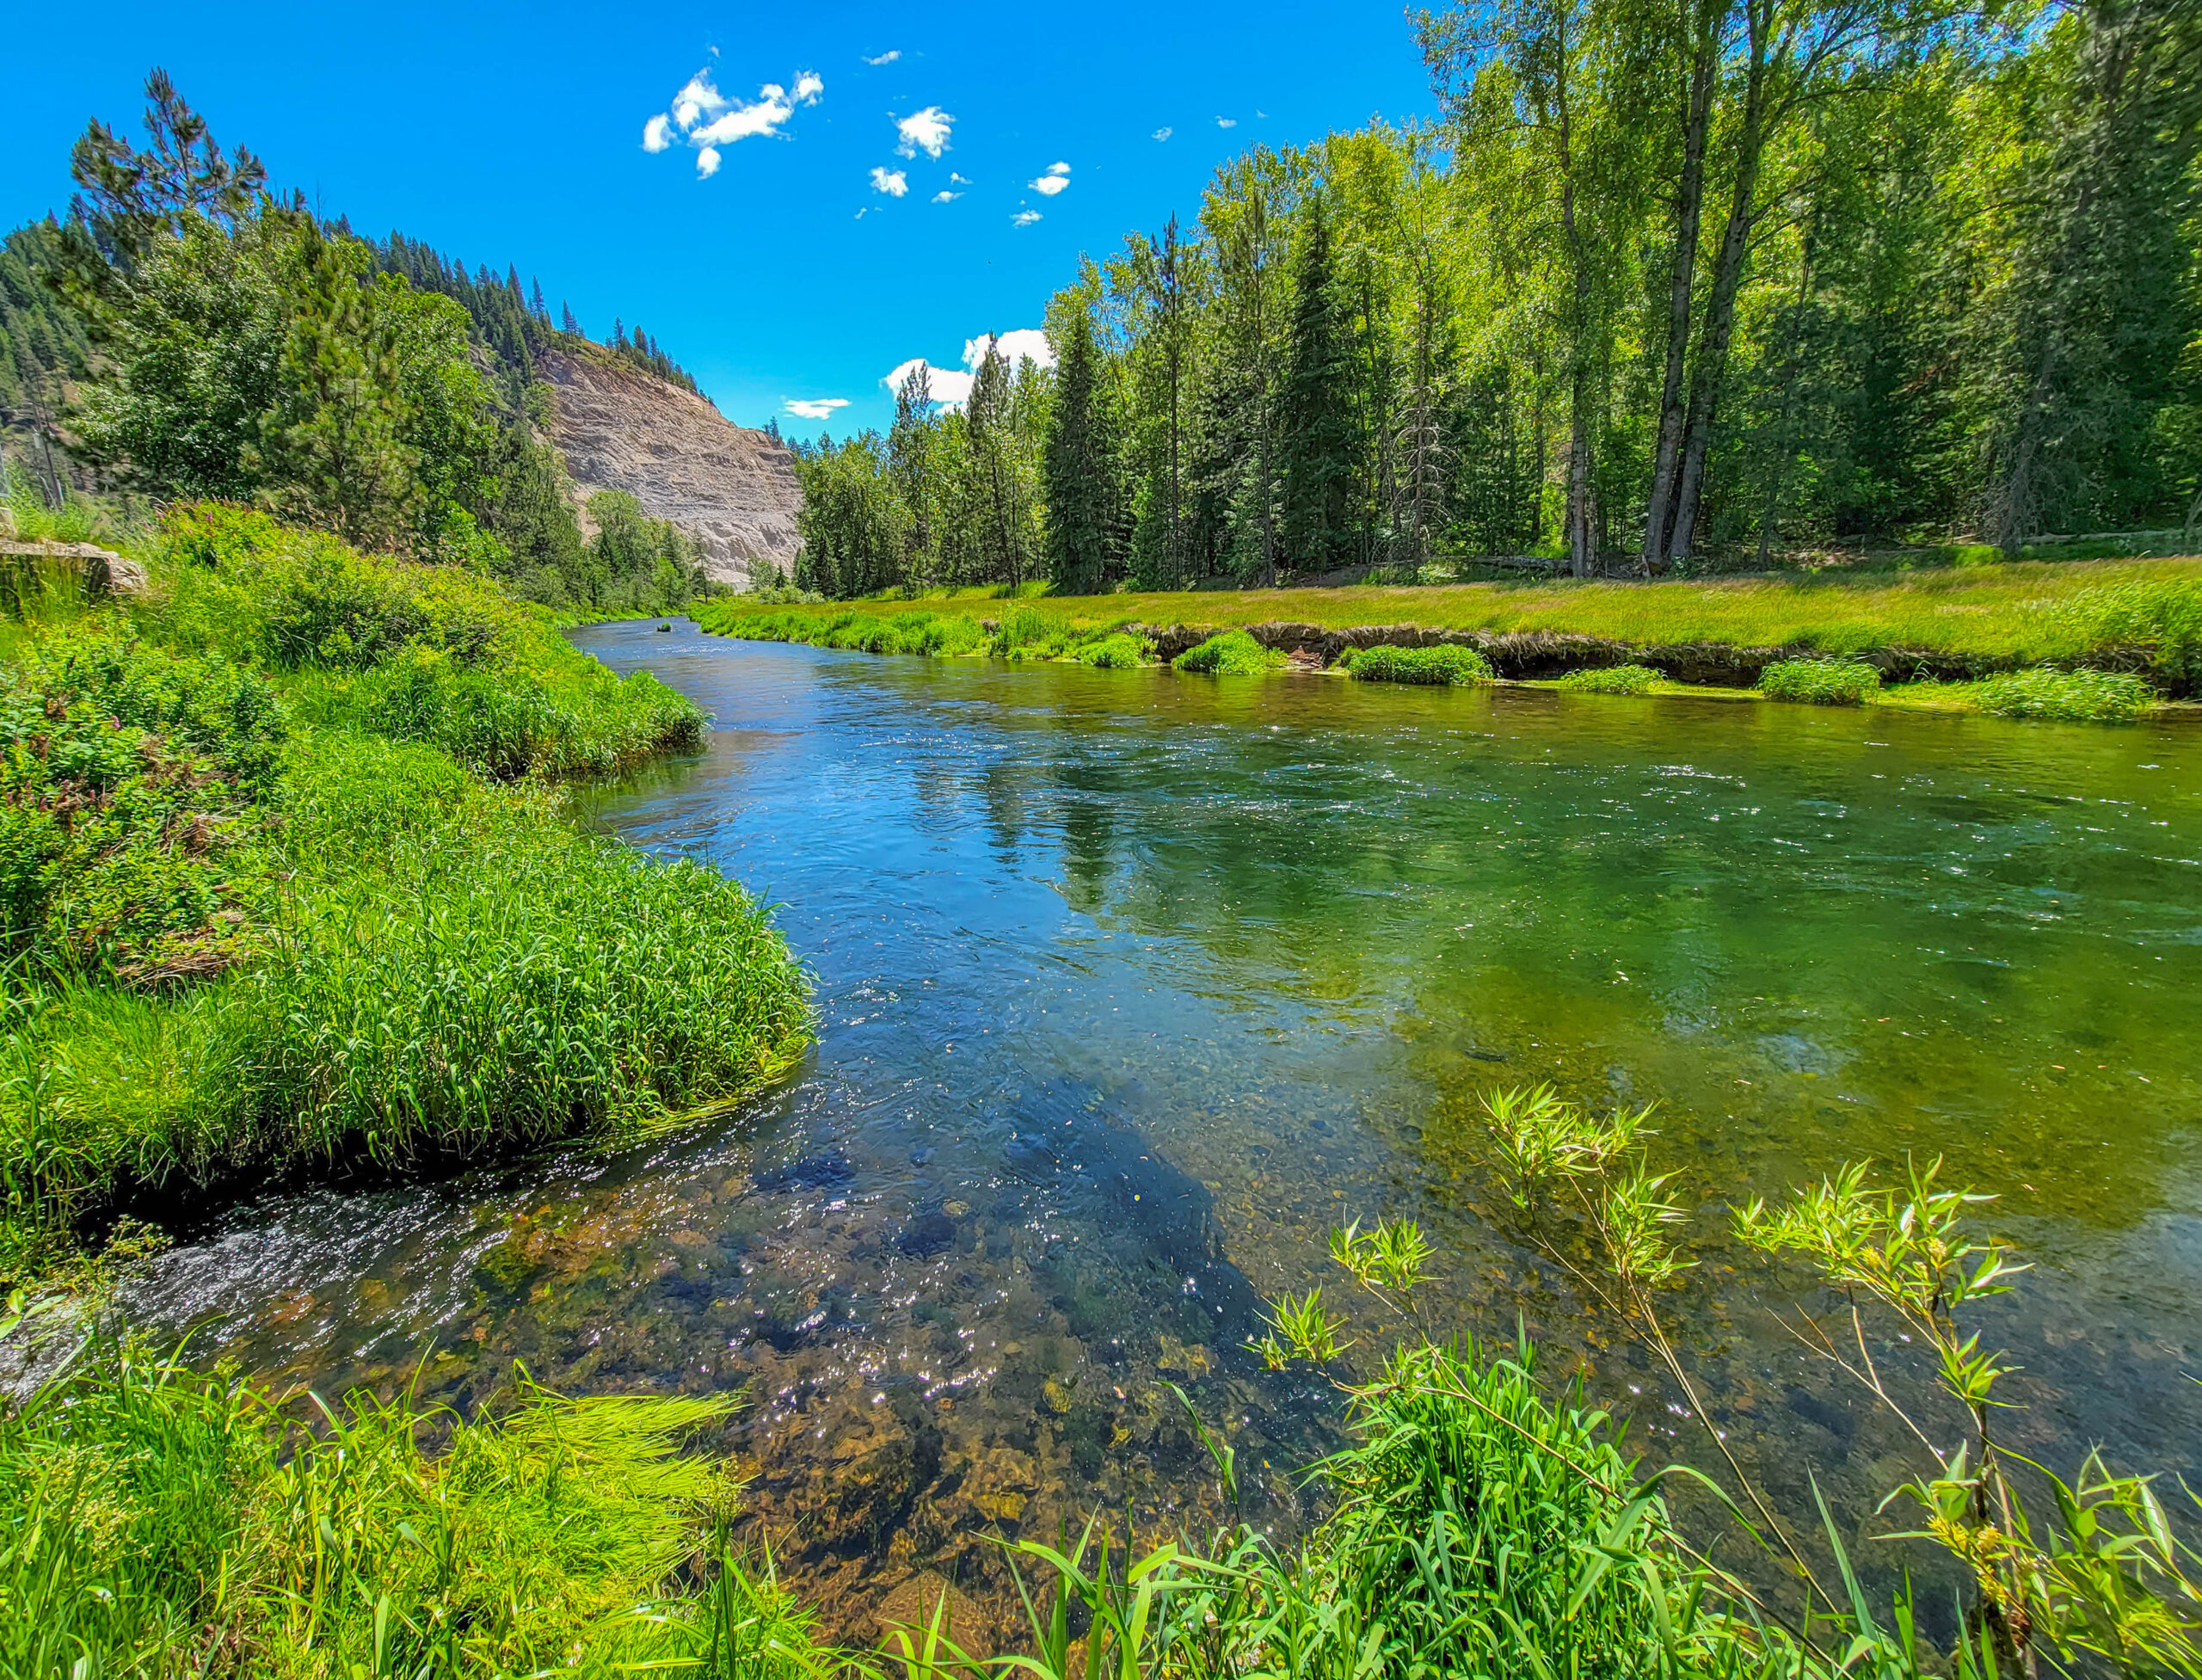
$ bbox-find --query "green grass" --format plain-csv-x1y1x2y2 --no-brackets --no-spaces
1346,643,1495,686
698,556,2202,685
1758,658,1882,705
0,1332,821,1680
1172,628,1286,675
1974,667,2156,721
1,505,809,1283
1557,662,1664,694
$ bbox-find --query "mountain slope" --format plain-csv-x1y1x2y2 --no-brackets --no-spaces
541,346,801,588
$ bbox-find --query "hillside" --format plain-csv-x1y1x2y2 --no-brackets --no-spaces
541,345,802,588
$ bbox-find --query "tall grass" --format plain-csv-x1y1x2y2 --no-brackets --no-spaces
2,505,809,1282
1757,658,1880,705
1974,666,2155,720
1347,644,1495,685
1172,629,1285,675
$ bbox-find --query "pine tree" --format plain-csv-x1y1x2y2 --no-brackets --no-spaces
529,275,547,318
1277,197,1358,574
1043,309,1121,594
561,301,578,335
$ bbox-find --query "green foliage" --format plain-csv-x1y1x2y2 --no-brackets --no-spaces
1974,667,2155,721
1077,631,1150,668
0,509,802,1276
1757,659,1882,705
0,1338,807,1679
1346,643,1494,685
1172,628,1286,674
1559,662,1663,694
1043,307,1125,594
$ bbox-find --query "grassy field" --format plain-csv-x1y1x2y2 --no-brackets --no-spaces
706,554,2202,674
2,506,810,1285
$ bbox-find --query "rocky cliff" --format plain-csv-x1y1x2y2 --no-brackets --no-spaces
539,347,801,589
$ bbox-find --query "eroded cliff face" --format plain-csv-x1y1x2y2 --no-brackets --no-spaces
540,347,801,588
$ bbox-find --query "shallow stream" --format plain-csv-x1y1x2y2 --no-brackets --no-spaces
125,622,2202,1640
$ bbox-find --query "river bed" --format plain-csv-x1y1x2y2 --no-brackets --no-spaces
123,621,2202,1640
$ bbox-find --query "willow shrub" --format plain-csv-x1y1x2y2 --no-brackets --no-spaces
1975,667,2154,721
1559,662,1664,695
1757,658,1881,705
1346,643,1494,686
1173,628,1286,674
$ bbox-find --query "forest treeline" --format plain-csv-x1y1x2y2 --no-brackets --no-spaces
0,72,711,617
794,0,2202,597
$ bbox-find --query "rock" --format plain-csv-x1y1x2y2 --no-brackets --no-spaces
0,541,148,599
539,346,802,590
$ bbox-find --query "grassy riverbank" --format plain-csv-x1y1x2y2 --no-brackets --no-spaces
1,507,810,1286
698,554,2202,701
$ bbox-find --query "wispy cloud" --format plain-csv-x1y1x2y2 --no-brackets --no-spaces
1029,161,1070,196
1153,126,1173,141
883,331,1056,409
864,48,901,65
643,66,824,178
895,106,954,159
932,190,962,203
870,166,909,196
1216,116,1238,128
1012,209,1043,227
785,397,850,421
950,171,970,184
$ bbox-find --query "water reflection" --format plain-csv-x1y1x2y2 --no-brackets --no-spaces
123,623,2202,1640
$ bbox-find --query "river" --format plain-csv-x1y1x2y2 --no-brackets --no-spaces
123,619,2202,1640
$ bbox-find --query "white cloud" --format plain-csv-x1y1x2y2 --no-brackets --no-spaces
932,189,962,203
1153,126,1173,141
870,166,909,196
1012,209,1043,226
673,72,728,130
895,106,954,158
864,48,901,65
785,397,850,421
882,331,1056,411
1030,162,1070,195
1216,116,1238,128
654,68,823,167
950,171,970,184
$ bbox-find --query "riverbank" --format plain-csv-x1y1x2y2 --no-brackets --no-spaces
694,553,2202,704
0,506,810,1287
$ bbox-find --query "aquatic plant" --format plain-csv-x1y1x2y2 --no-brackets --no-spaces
1346,643,1494,685
1558,662,1663,694
1974,667,2154,721
1757,658,1881,705
1076,631,1151,668
1172,628,1286,675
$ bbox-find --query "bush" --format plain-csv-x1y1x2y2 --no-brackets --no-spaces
1077,631,1151,668
1173,628,1286,675
1757,658,1880,705
1347,643,1494,686
1558,662,1662,695
1976,667,2154,721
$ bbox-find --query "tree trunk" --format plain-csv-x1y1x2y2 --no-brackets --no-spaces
1667,40,1770,566
1642,12,1718,570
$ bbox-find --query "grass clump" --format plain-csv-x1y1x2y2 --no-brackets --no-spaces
1076,631,1151,668
1173,628,1286,675
1975,666,2155,721
0,1332,820,1679
1558,662,1663,694
1756,657,1881,705
1346,643,1494,685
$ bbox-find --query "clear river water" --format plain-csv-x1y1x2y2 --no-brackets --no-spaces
125,619,2202,1640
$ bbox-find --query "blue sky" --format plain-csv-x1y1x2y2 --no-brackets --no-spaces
0,2,1436,437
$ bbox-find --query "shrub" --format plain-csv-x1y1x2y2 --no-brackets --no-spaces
1173,628,1286,675
1757,658,1880,705
1976,667,2154,722
1558,662,1662,695
1077,631,1151,668
1347,643,1494,686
